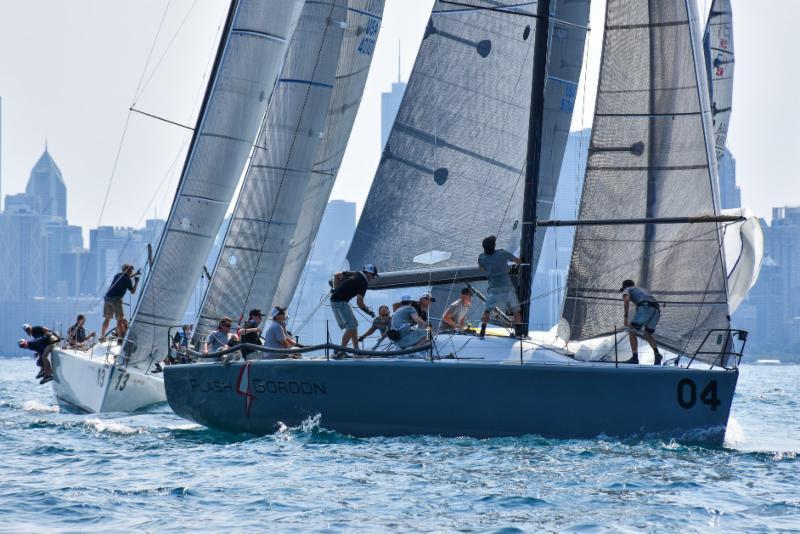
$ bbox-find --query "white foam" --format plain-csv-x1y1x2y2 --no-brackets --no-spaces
84,418,142,435
724,417,745,447
22,400,60,414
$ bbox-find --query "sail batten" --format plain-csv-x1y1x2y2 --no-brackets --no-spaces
125,0,303,366
560,0,730,361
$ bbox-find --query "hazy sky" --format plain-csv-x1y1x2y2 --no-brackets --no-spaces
0,0,796,236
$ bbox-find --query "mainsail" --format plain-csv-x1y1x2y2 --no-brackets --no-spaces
192,0,348,343
347,0,589,280
273,0,386,308
126,0,303,365
560,0,729,359
703,0,734,160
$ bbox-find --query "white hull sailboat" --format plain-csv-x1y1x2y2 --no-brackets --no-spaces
50,342,165,413
164,0,757,442
49,0,304,413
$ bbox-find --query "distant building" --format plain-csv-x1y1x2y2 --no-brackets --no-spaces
314,199,356,271
25,143,66,220
718,147,741,209
380,47,406,151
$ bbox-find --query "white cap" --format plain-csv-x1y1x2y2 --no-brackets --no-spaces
400,294,413,302
22,324,31,332
271,306,287,318
419,292,436,302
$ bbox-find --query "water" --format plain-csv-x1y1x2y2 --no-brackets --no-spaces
1,357,798,531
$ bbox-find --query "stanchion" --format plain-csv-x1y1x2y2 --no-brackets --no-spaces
614,326,618,368
326,320,330,361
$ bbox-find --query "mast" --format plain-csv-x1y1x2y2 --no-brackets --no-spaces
518,0,550,335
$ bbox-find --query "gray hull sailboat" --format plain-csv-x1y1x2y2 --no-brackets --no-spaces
164,0,752,442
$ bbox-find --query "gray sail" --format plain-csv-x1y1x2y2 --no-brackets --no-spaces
192,0,347,343
703,0,733,161
560,0,729,360
346,0,589,282
126,0,303,366
273,0,386,308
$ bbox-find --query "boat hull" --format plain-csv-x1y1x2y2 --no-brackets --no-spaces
50,348,166,413
164,359,738,442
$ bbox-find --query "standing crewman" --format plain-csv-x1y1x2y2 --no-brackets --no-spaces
620,279,662,365
330,264,379,351
477,236,522,338
101,264,140,341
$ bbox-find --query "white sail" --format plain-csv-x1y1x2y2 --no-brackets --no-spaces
703,0,734,161
273,0,387,308
560,0,729,361
126,0,303,367
192,0,348,343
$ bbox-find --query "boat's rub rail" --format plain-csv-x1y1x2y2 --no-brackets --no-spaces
188,342,433,361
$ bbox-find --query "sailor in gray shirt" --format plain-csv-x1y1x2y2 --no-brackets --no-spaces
477,235,522,338
441,286,473,331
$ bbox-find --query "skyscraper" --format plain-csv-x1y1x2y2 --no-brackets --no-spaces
718,147,741,209
25,142,67,220
380,44,406,151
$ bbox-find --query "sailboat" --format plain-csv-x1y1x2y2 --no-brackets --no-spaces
49,0,304,413
163,0,761,441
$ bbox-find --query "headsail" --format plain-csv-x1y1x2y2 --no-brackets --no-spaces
703,0,734,161
346,0,588,288
192,0,348,343
126,0,303,366
560,0,729,359
273,0,386,309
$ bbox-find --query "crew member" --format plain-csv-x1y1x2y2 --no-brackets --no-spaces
477,236,522,338
203,317,234,355
621,279,662,365
389,295,429,349
101,264,139,341
67,314,95,348
239,309,264,359
441,287,473,331
23,324,56,380
358,305,391,345
330,264,379,350
262,306,301,359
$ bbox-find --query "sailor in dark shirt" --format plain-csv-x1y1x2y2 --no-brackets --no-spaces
20,324,59,384
330,264,379,351
101,264,139,341
238,309,264,358
68,314,96,348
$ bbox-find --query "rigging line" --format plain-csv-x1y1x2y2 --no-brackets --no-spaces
237,2,342,323
438,0,537,18
131,0,173,104
133,0,200,106
130,107,194,131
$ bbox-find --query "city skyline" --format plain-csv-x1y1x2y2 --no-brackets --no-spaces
0,0,797,232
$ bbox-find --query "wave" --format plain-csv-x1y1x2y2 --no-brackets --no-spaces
22,400,60,414
84,418,143,436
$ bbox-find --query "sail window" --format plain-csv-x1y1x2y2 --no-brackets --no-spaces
180,217,191,229
433,167,448,185
413,250,452,265
476,39,491,57
228,255,237,266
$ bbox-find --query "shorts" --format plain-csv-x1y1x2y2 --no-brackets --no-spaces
331,300,358,331
103,298,125,320
396,326,427,349
631,304,660,333
484,287,520,314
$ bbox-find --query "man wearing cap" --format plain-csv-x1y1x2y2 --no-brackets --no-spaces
101,263,140,341
330,265,379,350
203,317,234,355
238,309,264,358
621,279,662,365
389,295,430,349
478,235,522,338
441,287,473,332
262,306,301,359
21,324,57,383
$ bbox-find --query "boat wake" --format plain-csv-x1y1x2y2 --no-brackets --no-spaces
22,400,61,414
84,418,144,436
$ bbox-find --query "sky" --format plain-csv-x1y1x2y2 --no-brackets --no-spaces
0,0,797,237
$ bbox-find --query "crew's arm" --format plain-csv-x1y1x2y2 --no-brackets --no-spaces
359,325,378,341
333,272,344,288
442,309,457,329
203,341,209,354
355,294,373,315
129,277,139,295
411,312,427,328
623,294,631,326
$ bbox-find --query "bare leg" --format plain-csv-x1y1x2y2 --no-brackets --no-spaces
513,310,523,337
101,318,111,339
116,318,127,339
41,344,54,377
628,331,639,353
480,312,489,338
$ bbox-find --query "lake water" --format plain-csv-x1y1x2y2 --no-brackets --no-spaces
1,357,798,531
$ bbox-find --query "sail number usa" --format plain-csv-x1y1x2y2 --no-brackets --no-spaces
676,378,721,411
357,14,380,56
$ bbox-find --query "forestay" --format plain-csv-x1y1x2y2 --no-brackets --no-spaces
273,0,386,309
126,0,303,366
347,0,588,287
560,0,730,360
703,0,734,161
192,0,347,344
